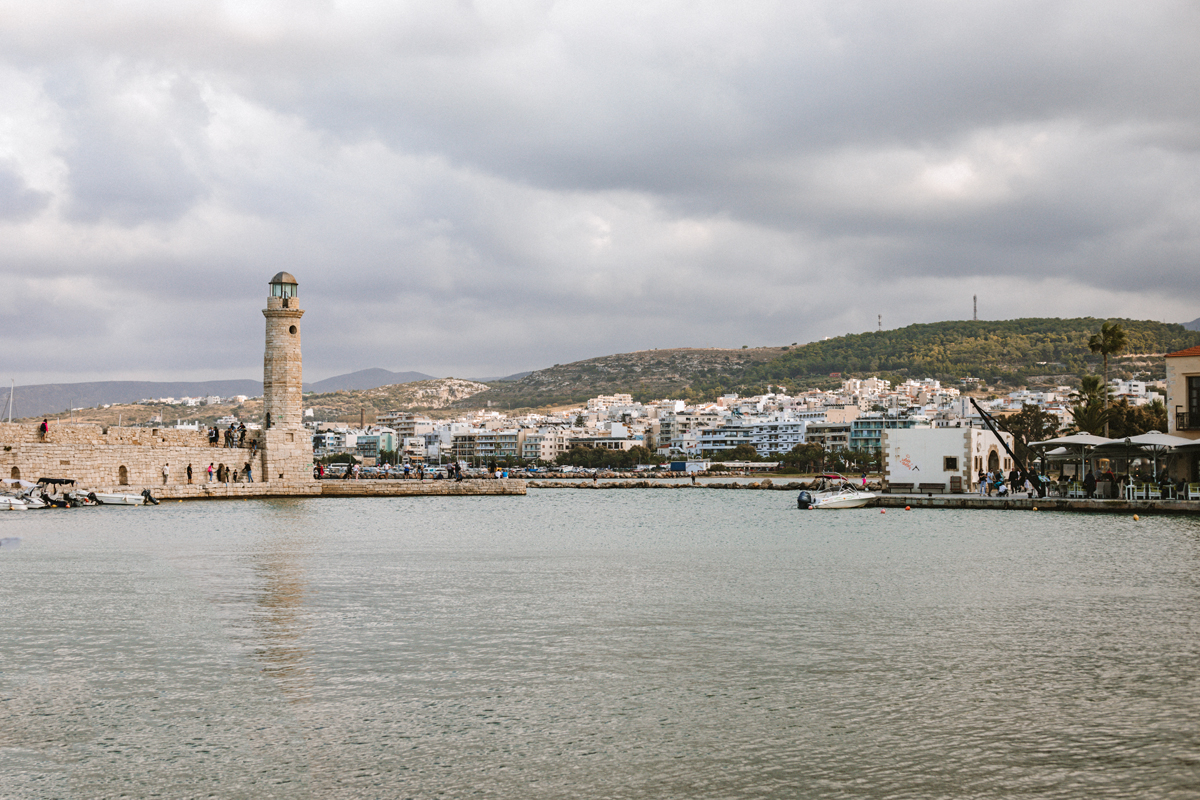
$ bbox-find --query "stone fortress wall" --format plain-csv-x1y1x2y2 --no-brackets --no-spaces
0,421,261,490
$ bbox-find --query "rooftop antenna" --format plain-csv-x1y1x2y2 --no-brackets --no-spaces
973,295,978,321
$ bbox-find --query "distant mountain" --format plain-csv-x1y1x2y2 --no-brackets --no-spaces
4,368,437,420
3,380,263,421
471,371,533,382
1184,317,1200,331
305,368,435,393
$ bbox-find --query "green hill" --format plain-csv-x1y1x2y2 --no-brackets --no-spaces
746,318,1200,389
455,347,786,410
451,318,1198,411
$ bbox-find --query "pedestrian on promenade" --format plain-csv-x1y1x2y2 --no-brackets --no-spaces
207,463,214,482
186,464,193,484
39,419,49,440
1083,469,1097,499
162,463,170,485
243,462,253,483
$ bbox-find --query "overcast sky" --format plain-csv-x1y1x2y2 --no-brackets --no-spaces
2,1,1198,385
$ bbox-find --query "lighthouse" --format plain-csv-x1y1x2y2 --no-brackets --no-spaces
261,272,314,483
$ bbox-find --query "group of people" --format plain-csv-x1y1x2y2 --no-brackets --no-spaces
209,423,248,449
204,461,254,483
977,468,1041,498
313,462,464,481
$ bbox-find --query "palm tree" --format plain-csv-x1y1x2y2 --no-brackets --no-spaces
1069,375,1108,435
1088,322,1127,436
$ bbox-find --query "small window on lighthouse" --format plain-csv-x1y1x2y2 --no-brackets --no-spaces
289,325,297,334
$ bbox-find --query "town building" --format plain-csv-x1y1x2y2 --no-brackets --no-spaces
882,426,1015,493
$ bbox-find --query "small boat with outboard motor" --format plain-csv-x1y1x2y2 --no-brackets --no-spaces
797,473,876,509
91,490,146,505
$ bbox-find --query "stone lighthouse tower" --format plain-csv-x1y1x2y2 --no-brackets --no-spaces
261,272,314,484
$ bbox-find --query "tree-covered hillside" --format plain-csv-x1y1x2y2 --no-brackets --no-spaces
747,318,1200,388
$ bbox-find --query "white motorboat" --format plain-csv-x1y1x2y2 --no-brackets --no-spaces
2,479,39,509
1,495,28,510
797,473,876,509
19,490,46,509
92,491,145,506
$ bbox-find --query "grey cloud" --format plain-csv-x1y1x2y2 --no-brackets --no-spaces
0,167,49,220
1,1,1199,384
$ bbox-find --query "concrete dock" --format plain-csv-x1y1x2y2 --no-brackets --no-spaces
135,479,527,501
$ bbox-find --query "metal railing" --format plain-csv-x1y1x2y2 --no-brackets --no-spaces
1176,412,1200,431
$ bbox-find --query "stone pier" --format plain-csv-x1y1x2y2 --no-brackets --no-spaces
139,479,526,501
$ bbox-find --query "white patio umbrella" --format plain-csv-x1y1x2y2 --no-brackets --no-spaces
1094,431,1195,479
1029,433,1114,481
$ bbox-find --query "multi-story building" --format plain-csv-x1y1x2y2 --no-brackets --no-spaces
586,394,634,413
1167,346,1200,438
805,421,852,451
522,429,575,464
657,409,726,456
696,417,806,456
569,435,639,452
451,431,478,463
377,412,435,439
475,429,525,462
400,436,427,463
849,413,931,453
355,429,397,462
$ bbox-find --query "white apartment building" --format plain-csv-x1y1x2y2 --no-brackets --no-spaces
696,416,807,456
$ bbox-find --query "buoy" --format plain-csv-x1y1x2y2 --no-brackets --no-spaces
1133,514,1140,521
880,509,886,514
1032,507,1038,511
905,506,911,511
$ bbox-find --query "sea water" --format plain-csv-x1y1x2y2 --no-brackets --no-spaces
2,492,1199,798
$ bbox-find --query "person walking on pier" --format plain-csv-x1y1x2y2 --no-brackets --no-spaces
39,419,49,440
186,464,193,484
207,463,214,482
162,463,170,485
243,461,253,483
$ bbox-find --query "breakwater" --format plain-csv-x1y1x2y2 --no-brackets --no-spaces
138,479,526,501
